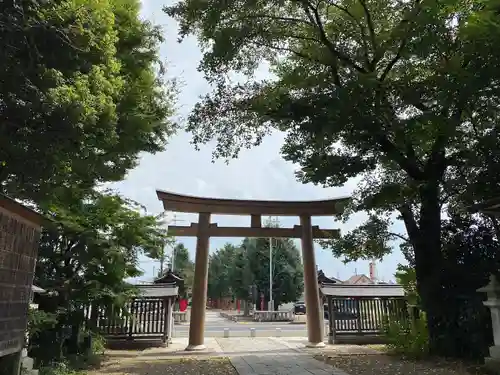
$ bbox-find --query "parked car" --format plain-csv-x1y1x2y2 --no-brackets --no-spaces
323,304,358,320
294,301,306,314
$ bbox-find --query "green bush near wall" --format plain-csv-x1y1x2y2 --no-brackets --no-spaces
384,311,430,359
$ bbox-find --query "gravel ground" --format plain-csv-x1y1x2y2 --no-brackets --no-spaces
89,357,238,375
316,353,490,375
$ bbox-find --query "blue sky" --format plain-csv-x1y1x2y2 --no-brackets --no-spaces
112,0,408,283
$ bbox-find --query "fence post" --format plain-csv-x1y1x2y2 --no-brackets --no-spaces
355,298,362,333
162,297,170,344
327,297,336,344
128,299,135,340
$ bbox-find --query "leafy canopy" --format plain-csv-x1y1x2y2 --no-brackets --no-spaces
165,0,500,274
171,242,195,289
165,0,500,355
1,0,176,203
208,243,240,300
36,190,168,308
32,189,168,362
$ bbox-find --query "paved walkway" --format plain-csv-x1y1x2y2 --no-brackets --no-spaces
206,310,230,323
217,337,349,375
111,336,372,375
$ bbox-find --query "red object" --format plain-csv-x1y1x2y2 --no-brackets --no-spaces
179,299,188,312
237,300,240,312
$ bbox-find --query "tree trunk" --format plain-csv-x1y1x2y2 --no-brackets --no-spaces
402,181,448,356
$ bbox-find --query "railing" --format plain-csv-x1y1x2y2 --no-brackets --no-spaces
329,297,409,334
173,311,189,323
88,298,169,339
253,310,295,322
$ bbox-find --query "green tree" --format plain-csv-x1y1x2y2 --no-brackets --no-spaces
0,0,175,203
33,190,167,362
171,242,194,288
165,0,500,353
208,237,304,309
229,243,255,301
395,264,418,306
207,243,239,300
239,237,304,309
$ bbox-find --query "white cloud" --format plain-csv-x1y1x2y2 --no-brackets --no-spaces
122,0,406,283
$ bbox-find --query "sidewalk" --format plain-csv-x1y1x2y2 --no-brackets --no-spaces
217,337,350,375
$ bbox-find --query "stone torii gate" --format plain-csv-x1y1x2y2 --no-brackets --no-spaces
156,190,348,350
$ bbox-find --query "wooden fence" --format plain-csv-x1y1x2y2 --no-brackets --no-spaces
85,298,169,340
329,297,409,335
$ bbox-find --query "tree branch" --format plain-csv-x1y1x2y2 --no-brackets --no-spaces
379,39,406,81
358,0,378,67
300,0,367,73
376,134,424,180
250,40,326,66
389,232,410,242
323,0,372,69
237,14,313,26
379,0,423,81
358,0,377,48
399,203,420,249
425,103,465,179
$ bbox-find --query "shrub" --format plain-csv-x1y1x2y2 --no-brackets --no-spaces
39,362,85,375
27,308,58,345
384,311,429,359
89,332,106,356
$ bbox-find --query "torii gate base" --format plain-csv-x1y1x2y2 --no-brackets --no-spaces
156,191,348,350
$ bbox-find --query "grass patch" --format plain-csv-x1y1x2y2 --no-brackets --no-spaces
316,352,491,375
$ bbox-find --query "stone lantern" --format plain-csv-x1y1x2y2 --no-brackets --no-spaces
477,274,500,373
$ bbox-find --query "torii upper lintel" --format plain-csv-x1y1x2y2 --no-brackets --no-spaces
156,190,350,216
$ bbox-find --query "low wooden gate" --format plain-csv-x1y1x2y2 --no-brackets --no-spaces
321,283,410,344
92,297,169,340
330,297,409,334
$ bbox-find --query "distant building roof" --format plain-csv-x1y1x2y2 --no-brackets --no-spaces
318,269,342,284
154,270,184,286
344,274,374,285
32,285,46,294
135,284,179,298
0,194,49,227
320,283,405,297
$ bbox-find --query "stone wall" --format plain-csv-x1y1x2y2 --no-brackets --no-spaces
0,206,41,358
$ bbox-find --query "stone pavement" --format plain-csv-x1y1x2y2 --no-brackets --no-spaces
217,337,350,375
112,336,374,374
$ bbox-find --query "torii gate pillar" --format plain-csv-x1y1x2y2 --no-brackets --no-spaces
186,212,211,350
300,215,325,347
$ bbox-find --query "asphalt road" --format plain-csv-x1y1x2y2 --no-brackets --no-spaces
171,311,327,338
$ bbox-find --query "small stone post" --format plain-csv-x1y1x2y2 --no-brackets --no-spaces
477,274,500,374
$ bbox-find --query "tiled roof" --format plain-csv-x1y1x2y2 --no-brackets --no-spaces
344,274,374,285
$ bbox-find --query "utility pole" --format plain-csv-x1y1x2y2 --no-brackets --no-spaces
269,235,273,311
169,214,186,272
155,211,170,276
268,216,279,311
169,214,179,272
